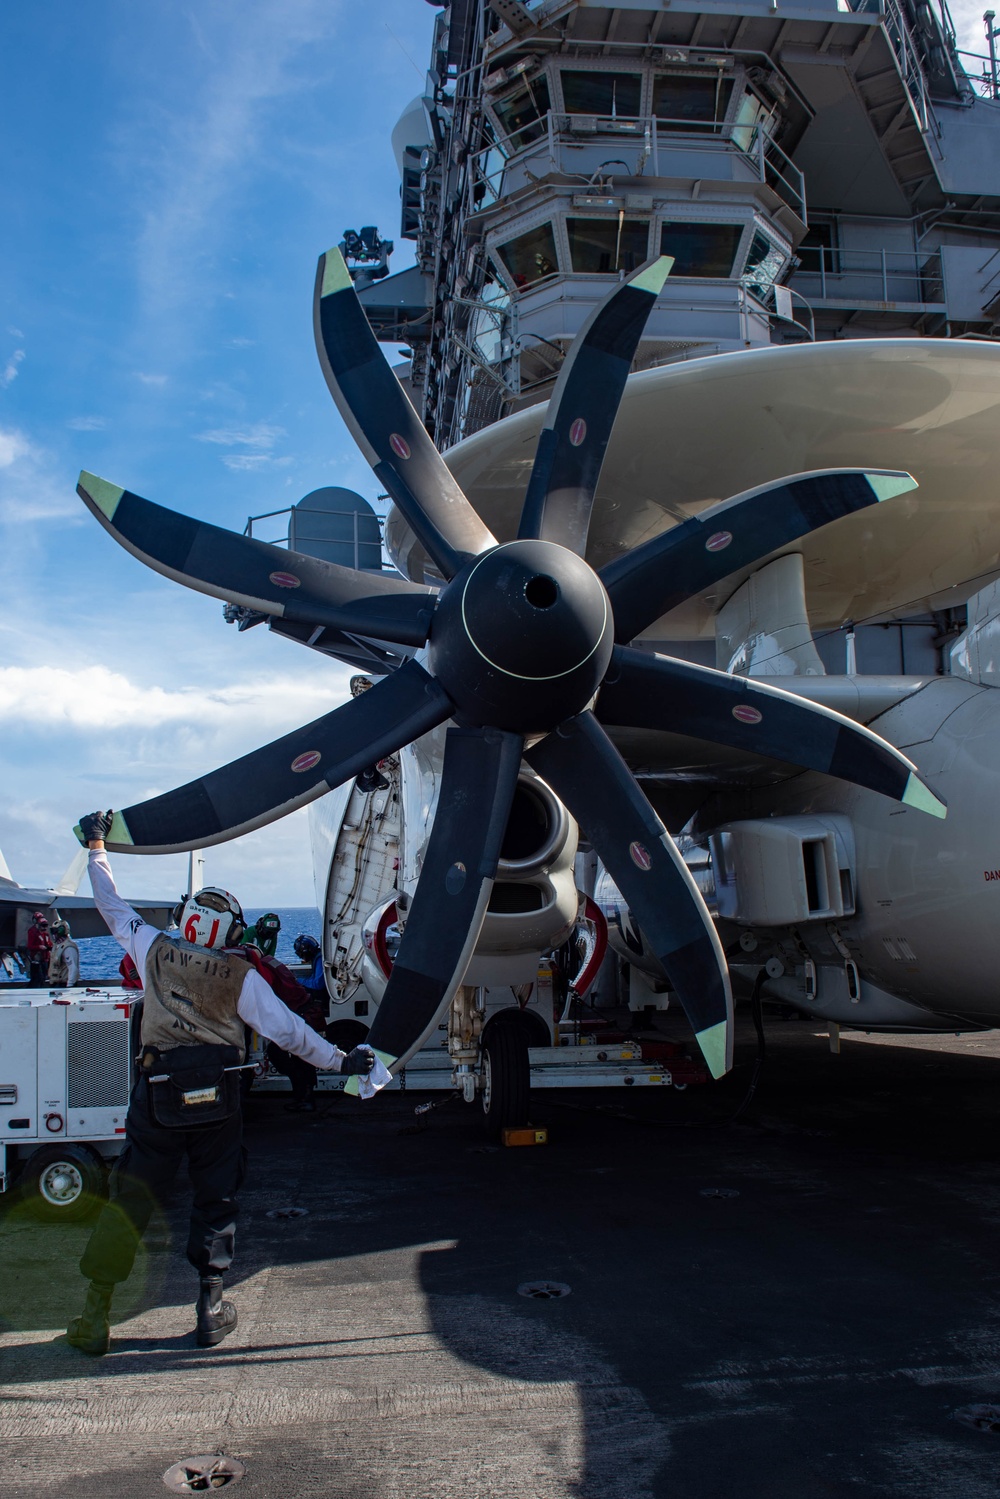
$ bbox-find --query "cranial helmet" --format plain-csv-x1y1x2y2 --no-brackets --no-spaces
256,912,281,936
293,933,320,961
178,887,245,950
33,912,48,926
52,920,70,941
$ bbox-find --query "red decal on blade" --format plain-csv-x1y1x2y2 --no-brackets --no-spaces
732,705,762,725
629,841,652,871
389,433,411,460
705,531,733,553
269,571,301,589
291,751,322,773
569,418,587,447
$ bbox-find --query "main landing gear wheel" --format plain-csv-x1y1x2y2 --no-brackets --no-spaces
20,1144,106,1221
480,1021,531,1138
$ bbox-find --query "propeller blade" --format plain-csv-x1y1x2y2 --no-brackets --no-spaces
597,647,947,818
355,726,523,1083
526,712,733,1079
517,257,674,555
95,661,453,854
602,469,918,644
314,247,496,581
77,472,436,647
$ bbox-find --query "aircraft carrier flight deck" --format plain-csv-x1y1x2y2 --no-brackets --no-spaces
4,1019,1000,1498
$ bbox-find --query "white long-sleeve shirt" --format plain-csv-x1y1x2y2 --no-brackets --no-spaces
88,850,344,1071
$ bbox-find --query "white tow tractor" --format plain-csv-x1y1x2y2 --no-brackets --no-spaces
0,988,133,1219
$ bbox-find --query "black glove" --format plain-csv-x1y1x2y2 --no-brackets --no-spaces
341,1045,375,1077
76,810,115,845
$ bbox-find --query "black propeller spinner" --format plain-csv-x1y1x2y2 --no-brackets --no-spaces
76,247,944,1086
431,539,612,733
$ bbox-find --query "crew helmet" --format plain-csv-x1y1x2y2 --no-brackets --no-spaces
293,933,320,961
256,912,281,938
52,920,70,941
33,912,48,927
178,887,245,950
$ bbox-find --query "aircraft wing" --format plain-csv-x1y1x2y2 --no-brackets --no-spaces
0,883,174,948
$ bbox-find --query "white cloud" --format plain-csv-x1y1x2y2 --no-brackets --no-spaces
195,420,290,470
0,425,78,521
67,416,107,432
223,452,293,471
951,0,993,53
0,648,357,903
197,421,284,449
0,426,29,469
135,371,168,387
0,662,342,732
1,349,25,388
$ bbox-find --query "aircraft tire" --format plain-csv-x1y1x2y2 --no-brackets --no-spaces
480,1021,530,1138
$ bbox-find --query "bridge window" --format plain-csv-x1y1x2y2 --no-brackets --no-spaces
497,223,559,287
653,72,733,129
659,221,742,277
743,230,787,298
568,217,650,274
560,69,642,118
732,90,774,154
494,74,551,152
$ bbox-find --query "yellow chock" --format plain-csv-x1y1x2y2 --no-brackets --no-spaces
501,1127,548,1147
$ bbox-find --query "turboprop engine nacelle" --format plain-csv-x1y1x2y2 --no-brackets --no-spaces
357,726,579,1001
742,672,1000,1030
600,669,1000,1033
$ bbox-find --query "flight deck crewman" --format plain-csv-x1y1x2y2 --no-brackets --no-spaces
242,911,281,959
49,919,80,988
26,912,52,986
64,810,377,1358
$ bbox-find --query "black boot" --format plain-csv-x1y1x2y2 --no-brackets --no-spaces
284,1086,316,1114
66,1280,113,1356
195,1276,238,1347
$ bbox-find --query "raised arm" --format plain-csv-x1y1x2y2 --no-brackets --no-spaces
77,811,159,973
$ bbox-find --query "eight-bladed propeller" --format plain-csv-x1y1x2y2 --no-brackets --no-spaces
75,248,945,1083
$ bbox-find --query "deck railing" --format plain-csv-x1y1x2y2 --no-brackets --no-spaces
790,247,944,307
243,505,388,571
470,112,807,226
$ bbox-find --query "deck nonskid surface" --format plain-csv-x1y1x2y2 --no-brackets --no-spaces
3,1019,1000,1497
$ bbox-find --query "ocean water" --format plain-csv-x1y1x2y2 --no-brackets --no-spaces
67,907,322,983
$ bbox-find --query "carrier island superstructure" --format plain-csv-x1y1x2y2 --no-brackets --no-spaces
360,0,999,448
343,0,1000,669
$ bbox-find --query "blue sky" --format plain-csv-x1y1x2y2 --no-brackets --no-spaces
1,0,435,904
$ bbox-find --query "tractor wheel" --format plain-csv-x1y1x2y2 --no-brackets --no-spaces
19,1144,106,1222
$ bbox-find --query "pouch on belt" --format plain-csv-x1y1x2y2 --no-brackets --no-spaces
144,1044,244,1128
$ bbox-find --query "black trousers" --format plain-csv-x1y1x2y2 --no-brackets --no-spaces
266,1042,316,1099
80,1077,246,1286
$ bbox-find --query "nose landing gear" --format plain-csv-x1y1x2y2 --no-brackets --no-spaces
479,1019,531,1139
